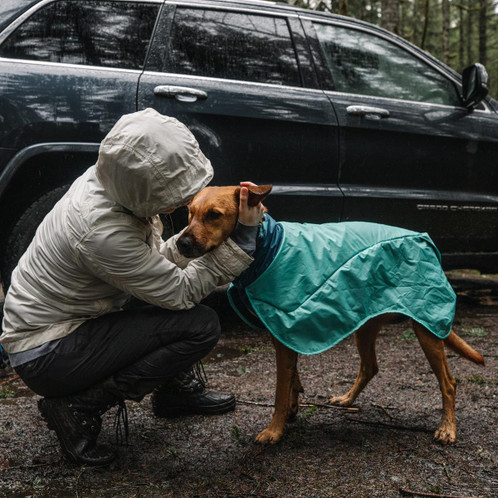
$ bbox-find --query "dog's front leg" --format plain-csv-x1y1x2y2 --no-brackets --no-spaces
288,368,304,421
255,336,298,444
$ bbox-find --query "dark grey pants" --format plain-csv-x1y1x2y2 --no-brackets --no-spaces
15,304,220,401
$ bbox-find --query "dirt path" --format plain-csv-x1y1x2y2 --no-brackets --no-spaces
1,298,497,497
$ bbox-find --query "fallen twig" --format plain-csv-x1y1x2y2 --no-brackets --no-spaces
75,466,88,498
0,375,19,387
237,398,359,412
300,401,359,412
399,488,484,498
0,462,51,472
446,354,495,358
442,462,451,482
75,465,108,497
371,402,397,420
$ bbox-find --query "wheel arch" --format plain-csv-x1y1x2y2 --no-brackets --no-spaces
0,142,99,262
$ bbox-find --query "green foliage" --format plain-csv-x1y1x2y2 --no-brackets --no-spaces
467,374,498,385
0,386,15,398
230,424,245,444
468,374,487,384
460,326,487,337
237,365,250,375
298,405,319,423
239,346,255,354
399,328,417,341
163,447,180,459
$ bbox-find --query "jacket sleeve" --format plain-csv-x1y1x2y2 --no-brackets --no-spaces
159,228,252,282
158,229,192,270
77,222,253,310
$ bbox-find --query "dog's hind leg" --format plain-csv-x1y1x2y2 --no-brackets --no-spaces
329,317,383,407
412,320,457,444
255,336,298,444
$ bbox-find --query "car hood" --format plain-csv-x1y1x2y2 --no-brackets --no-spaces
96,108,213,218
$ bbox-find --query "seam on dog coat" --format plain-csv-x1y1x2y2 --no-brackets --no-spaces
228,215,456,355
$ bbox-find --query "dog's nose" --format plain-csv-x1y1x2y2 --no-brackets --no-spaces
176,235,194,256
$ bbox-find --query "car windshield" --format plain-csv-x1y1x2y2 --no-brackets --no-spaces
0,0,39,33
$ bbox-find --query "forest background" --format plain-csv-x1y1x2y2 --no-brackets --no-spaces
284,0,498,100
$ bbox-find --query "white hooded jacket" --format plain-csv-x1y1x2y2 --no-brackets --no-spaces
1,109,253,354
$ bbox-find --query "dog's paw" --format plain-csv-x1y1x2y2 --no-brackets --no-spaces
329,394,354,407
434,425,456,444
255,427,283,444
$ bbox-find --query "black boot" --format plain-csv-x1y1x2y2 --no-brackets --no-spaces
38,380,126,466
152,364,235,418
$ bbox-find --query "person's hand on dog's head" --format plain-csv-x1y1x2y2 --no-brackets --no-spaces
238,181,267,226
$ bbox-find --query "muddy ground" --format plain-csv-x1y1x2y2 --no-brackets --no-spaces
0,280,497,497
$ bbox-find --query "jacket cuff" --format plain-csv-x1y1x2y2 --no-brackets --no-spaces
208,238,253,281
230,222,259,256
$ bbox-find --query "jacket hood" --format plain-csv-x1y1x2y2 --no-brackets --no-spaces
96,108,213,217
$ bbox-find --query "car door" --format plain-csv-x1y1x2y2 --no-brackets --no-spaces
302,17,498,261
138,2,341,224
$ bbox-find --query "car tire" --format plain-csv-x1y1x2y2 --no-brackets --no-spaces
1,185,70,293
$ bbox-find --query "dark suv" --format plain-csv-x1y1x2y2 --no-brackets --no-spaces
0,0,497,292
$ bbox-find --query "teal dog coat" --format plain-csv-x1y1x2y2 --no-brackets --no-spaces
228,215,456,355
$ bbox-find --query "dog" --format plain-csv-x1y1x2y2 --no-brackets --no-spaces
176,184,485,445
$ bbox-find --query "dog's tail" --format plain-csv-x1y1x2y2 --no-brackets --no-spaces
444,330,485,366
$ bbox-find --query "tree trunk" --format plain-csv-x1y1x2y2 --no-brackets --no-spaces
478,0,487,65
411,0,421,47
441,0,450,64
458,5,464,71
337,0,348,16
399,0,406,38
381,0,399,34
466,0,473,65
421,0,430,49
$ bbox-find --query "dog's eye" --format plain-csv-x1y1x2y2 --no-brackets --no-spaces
205,210,222,221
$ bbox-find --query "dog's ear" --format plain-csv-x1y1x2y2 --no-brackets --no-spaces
246,184,273,207
233,184,272,208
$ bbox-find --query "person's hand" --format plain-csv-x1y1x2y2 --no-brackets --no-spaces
238,181,264,226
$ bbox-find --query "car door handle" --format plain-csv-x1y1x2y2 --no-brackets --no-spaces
154,85,208,102
346,105,390,119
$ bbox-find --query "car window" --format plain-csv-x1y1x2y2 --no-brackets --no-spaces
163,8,301,87
0,1,159,70
313,22,462,106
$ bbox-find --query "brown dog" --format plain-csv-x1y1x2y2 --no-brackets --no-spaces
177,185,485,445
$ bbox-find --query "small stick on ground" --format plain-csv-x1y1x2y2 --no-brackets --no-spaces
0,375,19,387
300,401,359,412
0,462,51,472
237,399,359,412
371,402,397,420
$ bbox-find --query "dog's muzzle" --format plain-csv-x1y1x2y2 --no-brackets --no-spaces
176,234,207,258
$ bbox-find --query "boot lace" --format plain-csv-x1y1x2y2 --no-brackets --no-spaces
194,361,207,389
113,399,129,446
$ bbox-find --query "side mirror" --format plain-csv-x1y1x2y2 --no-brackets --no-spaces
462,63,489,110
